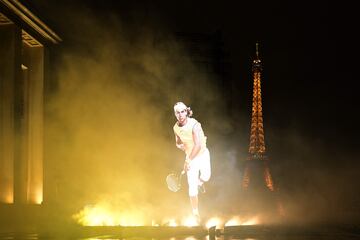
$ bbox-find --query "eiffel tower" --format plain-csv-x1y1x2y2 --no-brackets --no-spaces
241,43,283,218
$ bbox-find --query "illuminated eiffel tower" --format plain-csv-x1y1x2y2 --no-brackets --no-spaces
240,43,283,218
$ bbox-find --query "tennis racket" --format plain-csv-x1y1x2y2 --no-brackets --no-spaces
166,170,185,192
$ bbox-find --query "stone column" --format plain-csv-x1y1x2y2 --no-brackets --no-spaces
22,43,44,204
0,24,21,204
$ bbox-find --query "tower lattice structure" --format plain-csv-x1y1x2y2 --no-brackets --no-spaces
242,43,275,191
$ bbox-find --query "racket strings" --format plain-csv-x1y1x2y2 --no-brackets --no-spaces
166,173,182,192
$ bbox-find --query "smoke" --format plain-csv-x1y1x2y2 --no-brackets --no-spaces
266,126,360,225
42,4,237,224
30,1,359,228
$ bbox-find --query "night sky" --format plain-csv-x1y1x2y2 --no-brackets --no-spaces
21,0,359,223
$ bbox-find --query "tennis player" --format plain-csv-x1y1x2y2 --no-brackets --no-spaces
173,102,211,223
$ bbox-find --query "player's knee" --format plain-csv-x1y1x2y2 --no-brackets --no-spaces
200,172,211,182
189,185,198,196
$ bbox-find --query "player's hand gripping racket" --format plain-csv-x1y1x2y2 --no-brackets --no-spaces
166,170,185,192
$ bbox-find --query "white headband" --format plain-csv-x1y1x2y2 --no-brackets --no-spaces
174,102,187,112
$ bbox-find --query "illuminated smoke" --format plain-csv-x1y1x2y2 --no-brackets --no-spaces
44,8,228,224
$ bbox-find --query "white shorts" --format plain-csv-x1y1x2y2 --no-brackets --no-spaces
187,148,211,197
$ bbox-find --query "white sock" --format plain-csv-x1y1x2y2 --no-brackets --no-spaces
192,208,199,216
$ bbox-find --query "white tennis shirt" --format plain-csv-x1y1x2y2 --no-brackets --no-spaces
173,118,207,156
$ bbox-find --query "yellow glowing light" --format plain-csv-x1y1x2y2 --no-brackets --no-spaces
34,191,43,204
2,194,14,204
205,217,222,229
151,220,159,226
225,217,240,226
241,216,259,225
225,216,260,226
184,237,197,240
160,218,179,226
168,219,178,227
182,215,199,227
1,187,14,204
73,203,147,226
27,187,43,204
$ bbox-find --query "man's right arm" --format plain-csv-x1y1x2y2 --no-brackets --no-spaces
175,133,190,172
175,133,185,151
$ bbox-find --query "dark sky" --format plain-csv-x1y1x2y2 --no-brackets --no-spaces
27,0,358,148
23,0,359,222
